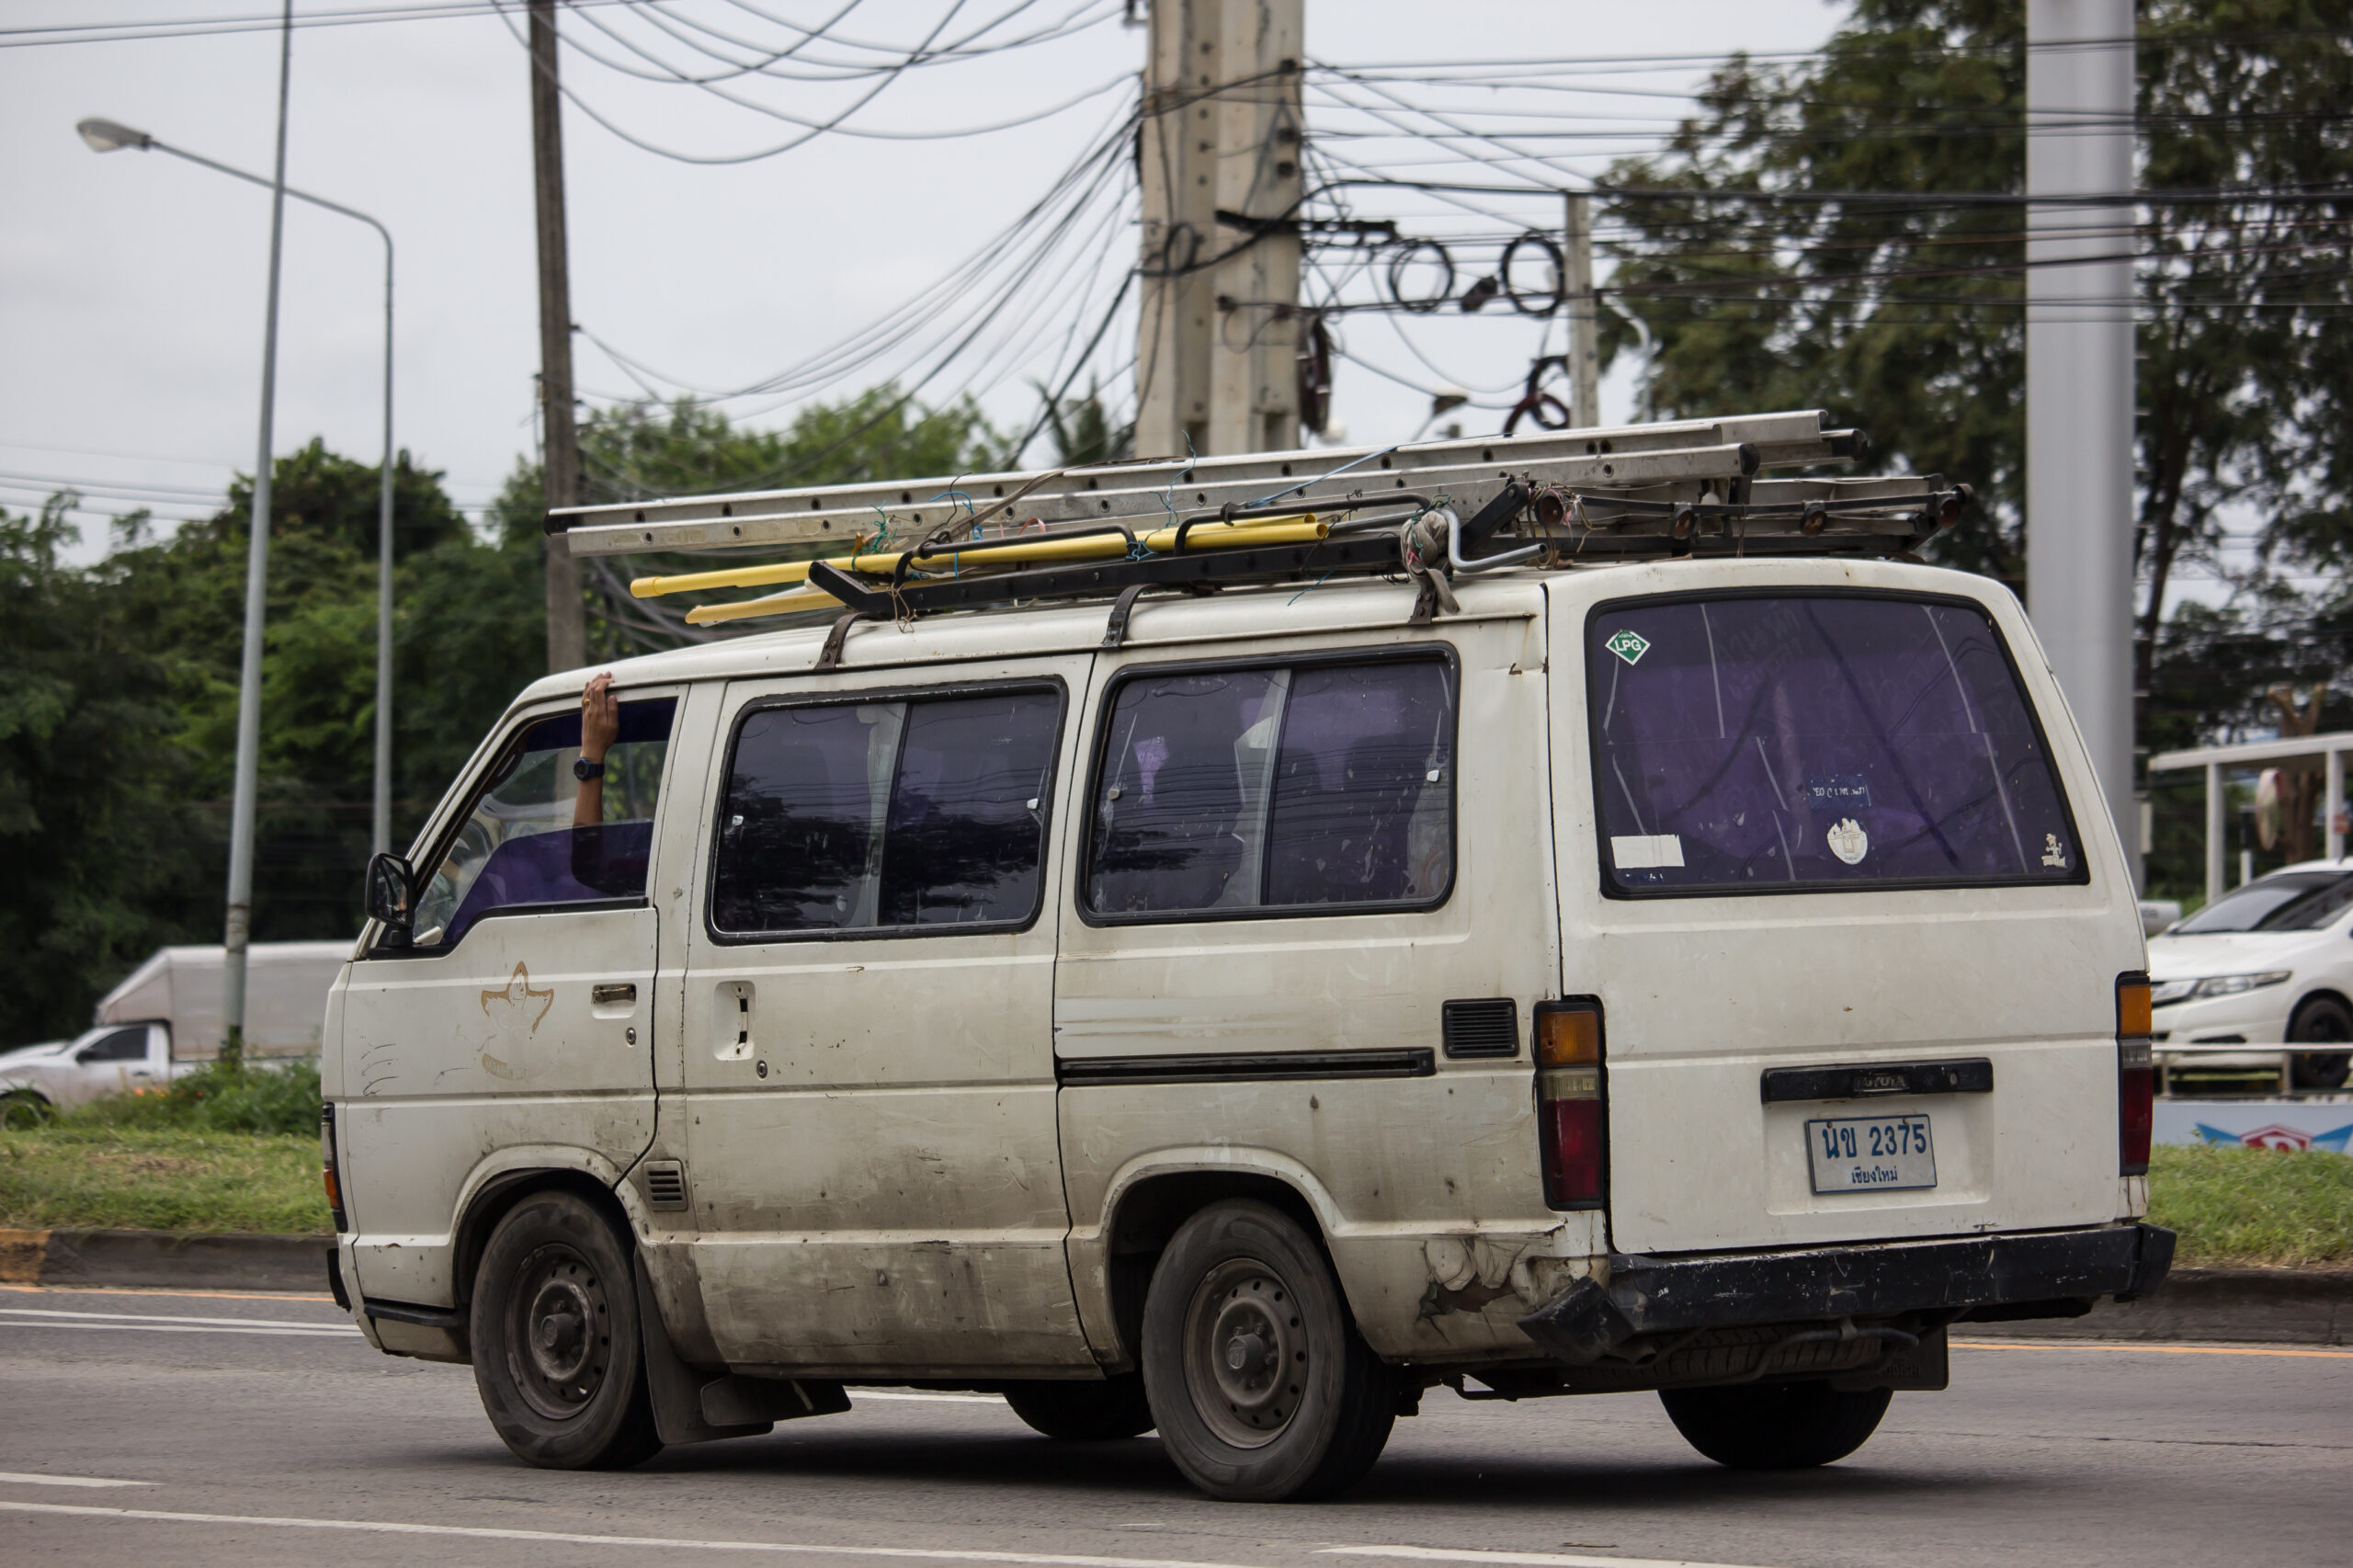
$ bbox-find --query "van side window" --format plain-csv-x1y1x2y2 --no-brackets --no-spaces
710,687,1060,937
1587,594,2081,893
408,697,676,949
1086,657,1454,918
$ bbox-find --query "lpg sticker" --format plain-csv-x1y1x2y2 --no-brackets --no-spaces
1825,817,1870,865
1603,628,1651,665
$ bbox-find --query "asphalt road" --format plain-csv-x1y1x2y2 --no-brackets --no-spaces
0,1285,2343,1568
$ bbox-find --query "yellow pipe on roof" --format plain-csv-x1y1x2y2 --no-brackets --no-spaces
637,517,1329,601
682,585,838,625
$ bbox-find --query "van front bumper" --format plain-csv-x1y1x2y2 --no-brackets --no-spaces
1518,1221,2175,1366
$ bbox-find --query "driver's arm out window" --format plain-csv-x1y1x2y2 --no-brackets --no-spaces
408,697,676,949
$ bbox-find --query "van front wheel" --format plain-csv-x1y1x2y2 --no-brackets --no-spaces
470,1189,664,1470
1660,1381,1892,1469
1141,1199,1396,1502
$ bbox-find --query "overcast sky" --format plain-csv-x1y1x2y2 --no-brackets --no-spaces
5,2,1848,562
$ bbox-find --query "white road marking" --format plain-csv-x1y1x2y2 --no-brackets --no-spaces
1324,1547,1774,1568
0,1502,1780,1568
0,1307,356,1336
850,1391,1005,1404
0,1473,153,1489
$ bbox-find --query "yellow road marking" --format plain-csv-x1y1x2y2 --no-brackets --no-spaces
1953,1340,2352,1359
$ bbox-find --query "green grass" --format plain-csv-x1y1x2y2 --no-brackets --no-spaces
0,1125,326,1233
2147,1142,2353,1269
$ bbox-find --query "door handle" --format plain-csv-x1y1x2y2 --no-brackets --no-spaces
592,983,638,1006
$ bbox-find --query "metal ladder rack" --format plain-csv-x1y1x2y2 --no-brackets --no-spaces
544,409,1969,632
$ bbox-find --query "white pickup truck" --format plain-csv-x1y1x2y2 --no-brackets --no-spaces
0,942,348,1119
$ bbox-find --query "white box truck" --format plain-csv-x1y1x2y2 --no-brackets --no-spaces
0,941,349,1115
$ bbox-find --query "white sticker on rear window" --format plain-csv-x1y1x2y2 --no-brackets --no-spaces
1610,834,1685,869
1826,818,1870,865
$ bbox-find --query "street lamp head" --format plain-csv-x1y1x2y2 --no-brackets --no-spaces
77,117,153,153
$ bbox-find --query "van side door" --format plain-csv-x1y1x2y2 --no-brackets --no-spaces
337,687,682,1308
676,657,1092,1374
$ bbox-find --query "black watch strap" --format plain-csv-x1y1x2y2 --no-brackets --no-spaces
574,756,606,782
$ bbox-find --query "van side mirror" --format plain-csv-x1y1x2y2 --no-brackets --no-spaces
365,852,415,944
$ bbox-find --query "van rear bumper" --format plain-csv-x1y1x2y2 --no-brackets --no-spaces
1518,1221,2175,1366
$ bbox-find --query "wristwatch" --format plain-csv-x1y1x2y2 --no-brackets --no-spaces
573,757,606,782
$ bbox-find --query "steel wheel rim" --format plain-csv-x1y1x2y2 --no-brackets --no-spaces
506,1242,612,1421
1183,1256,1307,1449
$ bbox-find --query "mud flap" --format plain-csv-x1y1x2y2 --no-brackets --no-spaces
632,1254,851,1443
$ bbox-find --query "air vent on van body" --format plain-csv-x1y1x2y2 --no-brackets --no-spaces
643,1160,689,1211
1442,999,1519,1059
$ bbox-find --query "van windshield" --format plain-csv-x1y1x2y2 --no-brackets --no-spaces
1586,594,2080,894
411,697,676,948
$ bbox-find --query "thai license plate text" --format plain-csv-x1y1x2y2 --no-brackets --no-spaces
1806,1113,1937,1194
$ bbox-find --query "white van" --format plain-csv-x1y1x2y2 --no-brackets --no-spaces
323,414,2170,1502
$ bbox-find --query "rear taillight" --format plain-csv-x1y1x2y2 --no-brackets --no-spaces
2117,971,2154,1176
321,1103,348,1233
1534,999,1606,1210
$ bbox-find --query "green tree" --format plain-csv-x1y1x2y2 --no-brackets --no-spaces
0,496,210,1045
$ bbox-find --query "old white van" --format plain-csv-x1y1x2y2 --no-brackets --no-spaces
323,414,2170,1501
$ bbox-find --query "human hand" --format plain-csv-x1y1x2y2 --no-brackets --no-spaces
580,671,620,762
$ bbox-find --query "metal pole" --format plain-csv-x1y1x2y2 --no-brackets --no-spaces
222,0,296,1067
2025,0,2138,888
530,0,587,673
373,238,395,858
1563,192,1599,428
2204,762,2223,907
2328,747,2345,861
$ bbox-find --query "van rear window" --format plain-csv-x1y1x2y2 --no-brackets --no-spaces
1586,594,2081,894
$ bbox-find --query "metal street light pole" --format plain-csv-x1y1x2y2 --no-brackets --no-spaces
78,116,399,866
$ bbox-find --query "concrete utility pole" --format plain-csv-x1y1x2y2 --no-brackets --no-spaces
1562,192,1600,427
1135,0,1304,457
530,0,587,673
221,0,296,1067
2025,0,2137,881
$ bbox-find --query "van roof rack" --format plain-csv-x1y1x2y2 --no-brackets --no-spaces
544,410,1968,631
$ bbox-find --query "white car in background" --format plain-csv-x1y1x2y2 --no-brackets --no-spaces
2145,859,2353,1089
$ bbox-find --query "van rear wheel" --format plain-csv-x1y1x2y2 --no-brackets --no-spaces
1660,1381,1892,1469
470,1189,664,1470
1002,1374,1155,1439
1141,1199,1396,1502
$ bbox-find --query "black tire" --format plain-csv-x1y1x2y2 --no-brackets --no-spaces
2288,997,2352,1090
1140,1199,1397,1502
469,1189,664,1470
1,1091,50,1131
1659,1381,1893,1469
1002,1374,1156,1440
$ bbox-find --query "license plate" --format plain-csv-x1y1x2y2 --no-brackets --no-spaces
1805,1113,1937,1194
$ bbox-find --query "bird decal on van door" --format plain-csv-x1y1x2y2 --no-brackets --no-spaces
480,963,556,1035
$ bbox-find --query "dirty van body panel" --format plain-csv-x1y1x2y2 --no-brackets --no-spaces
336,690,683,1308
1548,563,2144,1257
1055,594,1576,1366
676,657,1093,1374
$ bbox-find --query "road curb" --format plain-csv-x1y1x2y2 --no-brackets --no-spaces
1962,1267,2353,1346
0,1228,331,1292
